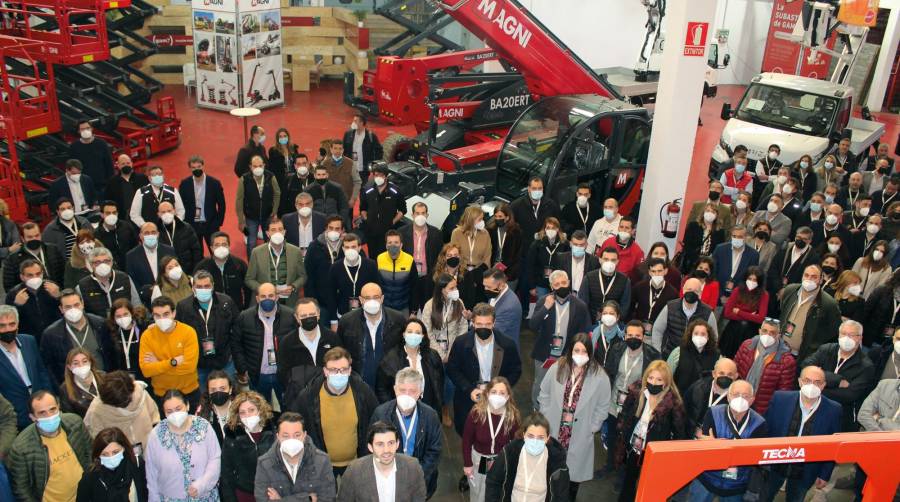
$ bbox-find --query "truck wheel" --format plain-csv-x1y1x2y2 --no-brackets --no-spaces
382,133,415,163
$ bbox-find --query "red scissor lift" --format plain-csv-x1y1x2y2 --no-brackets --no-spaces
0,0,144,222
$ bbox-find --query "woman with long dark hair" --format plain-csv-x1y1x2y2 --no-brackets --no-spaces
666,319,721,397
267,127,299,188
106,299,149,382
819,252,845,292
421,272,468,425
376,318,445,411
681,203,724,274
433,243,484,309
196,369,237,445
60,347,103,416
76,427,148,501
684,256,720,309
852,239,892,299
525,217,569,299
635,242,682,291
537,333,611,500
487,203,523,289
719,266,769,358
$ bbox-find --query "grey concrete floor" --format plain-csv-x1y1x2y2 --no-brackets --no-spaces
427,328,861,501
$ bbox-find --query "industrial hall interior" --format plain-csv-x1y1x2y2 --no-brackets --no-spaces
0,0,898,501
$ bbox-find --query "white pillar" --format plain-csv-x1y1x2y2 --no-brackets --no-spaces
865,0,900,112
636,0,718,250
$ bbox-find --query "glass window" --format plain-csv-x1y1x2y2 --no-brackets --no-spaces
735,83,838,137
619,118,650,166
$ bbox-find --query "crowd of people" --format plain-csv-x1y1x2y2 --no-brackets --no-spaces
0,117,896,502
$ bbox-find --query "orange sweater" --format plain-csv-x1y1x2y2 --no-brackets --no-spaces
138,321,200,396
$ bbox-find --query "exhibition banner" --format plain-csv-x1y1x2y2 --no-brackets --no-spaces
191,0,239,110
238,0,284,109
761,0,833,79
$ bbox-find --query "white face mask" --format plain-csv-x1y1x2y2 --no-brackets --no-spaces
167,411,189,428
241,415,261,431
838,335,857,352
745,280,758,291
617,231,631,242
782,185,794,195
363,299,381,315
298,207,312,218
825,214,838,226
759,334,775,348
115,315,133,330
827,243,841,253
576,195,588,208
801,279,818,292
776,175,787,185
326,231,342,242
79,242,95,255
735,200,747,211
692,335,708,350
297,166,309,177
650,275,665,288
800,383,821,400
414,215,427,227
487,394,508,410
374,176,386,187
544,228,557,240
601,261,616,275
767,202,779,213
167,266,183,282
104,214,118,227
80,129,93,140
729,396,750,413
768,151,778,160
396,394,417,412
252,167,265,177
474,220,486,231
213,246,230,260
571,354,589,367
280,438,304,457
703,211,717,223
159,212,175,225
64,307,84,324
94,263,112,278
343,248,359,263
447,289,460,301
847,284,862,297
859,206,870,217
25,277,43,290
867,224,880,235
269,232,285,246
71,364,92,380
155,317,174,332
873,250,884,261
600,314,617,327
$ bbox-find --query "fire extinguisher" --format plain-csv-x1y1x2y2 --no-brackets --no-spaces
659,198,681,238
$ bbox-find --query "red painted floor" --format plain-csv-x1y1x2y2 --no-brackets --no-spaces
152,82,900,260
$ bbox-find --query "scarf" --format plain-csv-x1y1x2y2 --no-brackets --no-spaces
746,337,778,391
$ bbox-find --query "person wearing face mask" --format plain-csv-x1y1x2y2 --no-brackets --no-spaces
125,222,176,292
283,192,326,253
3,221,65,291
719,151,754,205
747,220,778,274
83,370,159,457
750,192,793,247
560,183,601,236
246,217,306,308
446,303,522,436
849,213,886,264
763,366,843,502
720,267,769,358
193,232,250,309
43,198,91,261
631,257,678,332
451,205,493,275
95,201,138,269
825,269,863,321
7,391,92,502
793,192,826,237
801,320,875,431
884,200,900,240
538,333,610,499
551,229,599,297
667,319,721,397
268,127,300,189
375,320,444,413
233,124,268,178
128,165,186,228
278,154,315,217
325,233,381,322
104,153,149,217
149,255,193,305
288,347,378,477
174,271,238,388
818,244,849,282
423,272,471,413
683,358,739,436
236,155,281,259
359,164,407,258
827,137,858,175
485,412,570,502
0,305,53,429
510,176,561,256
7,259,63,339
843,194,872,236
525,217,568,299
481,267,523,348
810,203,849,249
529,270,592,409
687,257,720,309
837,171,864,210
591,301,625,366
343,114,384,180
68,119,114,194
792,154,818,201
304,217,347,318
307,163,351,226
277,298,341,403
753,144,783,203
766,226,820,316
42,288,114,384
816,154,845,192
733,318,796,414
778,264,841,361
598,215,644,282
322,140,362,208
335,282,405,387
370,368,443,497
338,421,428,501
651,277,718,359
139,296,201,409
851,239,892,298
730,191,753,228
616,360,688,501
64,229,100,289
75,426,149,502
859,369,900,433
682,202,726,274
862,158,892,196
690,380,768,502
177,155,226,255
711,225,759,305
687,180,734,232
145,389,221,502
48,159,99,217
400,201,444,312
869,326,900,380
580,247,633,323
253,411,337,501
76,247,141,319
196,370,236,445
376,230,419,315
59,348,103,417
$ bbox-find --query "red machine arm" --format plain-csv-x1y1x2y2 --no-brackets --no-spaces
437,0,619,99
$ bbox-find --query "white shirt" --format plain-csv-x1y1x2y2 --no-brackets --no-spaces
300,327,321,365
68,176,87,213
730,247,744,279
144,246,159,279
571,256,585,293
406,351,424,379
587,215,622,254
489,285,509,307
366,313,384,350
353,130,366,172
298,218,314,249
373,458,397,502
475,338,494,383
282,455,301,484
0,342,30,387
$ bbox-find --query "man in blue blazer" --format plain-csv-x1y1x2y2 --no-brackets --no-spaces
47,159,98,214
0,306,53,429
483,267,522,347
763,366,843,502
711,225,759,304
282,192,326,252
125,222,177,292
178,156,226,254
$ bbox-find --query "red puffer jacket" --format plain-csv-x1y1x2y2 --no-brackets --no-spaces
734,336,797,414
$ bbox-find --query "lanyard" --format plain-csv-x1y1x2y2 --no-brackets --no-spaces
520,447,545,490
891,298,900,326
162,223,175,246
154,186,166,204
545,241,560,264
65,323,88,348
577,204,589,230
94,273,115,307
598,272,616,302
395,407,418,455
726,411,750,438
835,354,851,373
708,386,727,407
496,229,506,262
120,325,137,370
555,302,569,337
884,192,897,208
197,304,212,340
798,398,821,437
344,262,361,297
487,410,506,454
796,288,815,309
648,286,663,319
326,242,341,264
532,201,541,220
270,246,283,283
566,370,584,410
467,234,477,263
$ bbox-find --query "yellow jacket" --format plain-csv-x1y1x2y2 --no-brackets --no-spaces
138,321,200,396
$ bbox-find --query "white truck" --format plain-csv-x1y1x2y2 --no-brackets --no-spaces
710,72,885,174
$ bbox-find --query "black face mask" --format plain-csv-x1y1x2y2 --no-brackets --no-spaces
446,256,460,268
715,376,733,390
624,337,643,350
754,231,769,241
0,331,16,344
192,169,204,178
892,213,900,221
646,383,664,395
879,167,889,175
484,288,499,299
300,316,319,331
25,240,41,251
693,269,709,280
555,287,570,299
683,291,700,304
120,165,133,175
794,239,807,249
474,328,492,340
821,265,836,276
708,191,721,201
316,179,328,186
495,219,506,228
209,391,230,407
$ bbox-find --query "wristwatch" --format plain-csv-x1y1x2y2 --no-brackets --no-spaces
170,358,177,367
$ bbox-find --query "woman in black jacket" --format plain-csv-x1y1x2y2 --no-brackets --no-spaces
525,217,569,298
668,319,720,397
375,319,445,411
488,203,523,287
616,360,688,502
195,370,238,445
485,412,569,502
76,427,148,502
680,203,725,274
267,127,300,188
107,298,150,383
862,271,900,348
220,391,277,502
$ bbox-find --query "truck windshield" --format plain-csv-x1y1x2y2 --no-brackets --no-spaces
735,83,838,137
495,96,606,199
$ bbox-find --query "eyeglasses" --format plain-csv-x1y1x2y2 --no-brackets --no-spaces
325,368,351,376
763,317,781,326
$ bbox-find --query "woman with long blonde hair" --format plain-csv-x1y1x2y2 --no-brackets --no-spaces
60,347,104,416
829,269,864,321
220,391,276,501
450,205,493,272
616,360,688,501
64,228,97,288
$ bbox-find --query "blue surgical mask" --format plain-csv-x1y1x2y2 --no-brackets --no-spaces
524,438,546,456
800,161,809,169
603,209,615,220
259,299,277,312
404,333,423,348
143,235,158,248
529,190,543,201
194,288,213,303
150,175,164,186
824,195,834,204
809,202,822,213
36,413,61,434
571,246,586,258
735,164,746,174
328,373,349,390
100,451,124,470
278,137,289,145
332,155,342,163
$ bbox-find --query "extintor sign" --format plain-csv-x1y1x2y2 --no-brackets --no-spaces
683,21,708,57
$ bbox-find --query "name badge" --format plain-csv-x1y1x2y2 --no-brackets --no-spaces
550,335,564,357
783,321,796,338
722,467,739,480
267,349,277,367
195,207,202,220
543,267,552,278
617,390,629,406
349,297,360,309
202,338,216,356
561,409,575,427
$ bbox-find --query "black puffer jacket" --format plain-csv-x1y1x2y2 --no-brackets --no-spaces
231,305,297,382
175,293,240,371
220,422,277,502
485,437,570,502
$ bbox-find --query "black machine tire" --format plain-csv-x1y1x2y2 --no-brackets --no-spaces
382,133,416,163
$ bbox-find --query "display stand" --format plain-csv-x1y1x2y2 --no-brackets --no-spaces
191,0,283,111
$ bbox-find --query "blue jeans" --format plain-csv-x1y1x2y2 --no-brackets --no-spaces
443,371,454,406
198,360,236,391
687,478,744,502
253,372,284,407
244,218,267,259
764,470,813,502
